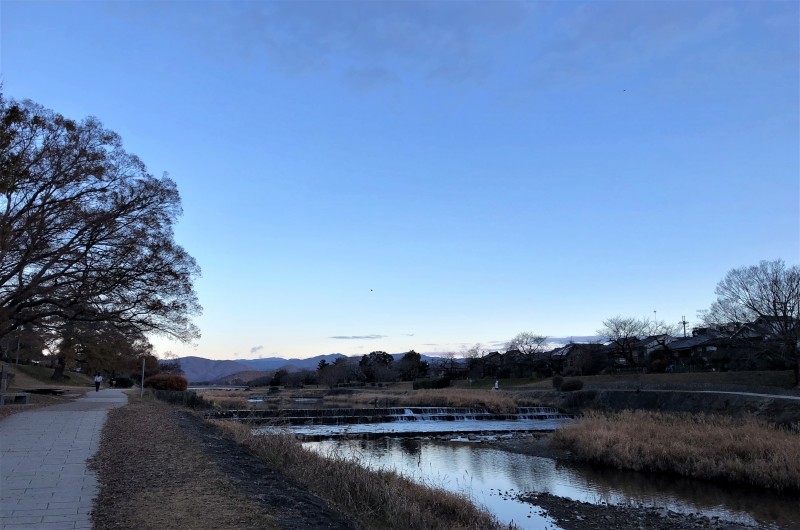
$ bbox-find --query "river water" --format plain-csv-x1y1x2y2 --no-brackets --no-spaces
303,438,799,530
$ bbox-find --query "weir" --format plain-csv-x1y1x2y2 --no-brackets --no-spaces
211,406,575,440
205,406,568,425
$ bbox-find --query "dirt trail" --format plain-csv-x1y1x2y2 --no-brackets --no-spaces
92,396,358,530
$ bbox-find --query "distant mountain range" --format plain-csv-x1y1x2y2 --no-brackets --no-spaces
175,344,607,383
176,354,346,382
548,336,602,345
176,352,440,383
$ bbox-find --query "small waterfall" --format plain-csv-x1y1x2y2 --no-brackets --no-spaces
209,406,570,427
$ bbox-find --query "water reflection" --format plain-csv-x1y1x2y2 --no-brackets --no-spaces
399,438,421,456
303,439,799,530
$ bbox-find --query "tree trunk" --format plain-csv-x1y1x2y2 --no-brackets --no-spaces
51,355,68,381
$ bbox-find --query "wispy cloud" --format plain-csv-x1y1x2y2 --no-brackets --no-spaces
330,334,387,340
250,345,264,354
123,1,531,88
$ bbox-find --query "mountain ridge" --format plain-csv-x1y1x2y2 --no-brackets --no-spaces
176,352,441,382
176,354,347,382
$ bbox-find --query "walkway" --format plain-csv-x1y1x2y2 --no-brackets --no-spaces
0,388,128,530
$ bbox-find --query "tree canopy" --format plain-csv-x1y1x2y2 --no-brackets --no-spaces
506,332,547,356
701,259,800,385
0,93,201,370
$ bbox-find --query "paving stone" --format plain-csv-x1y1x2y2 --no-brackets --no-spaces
0,389,127,530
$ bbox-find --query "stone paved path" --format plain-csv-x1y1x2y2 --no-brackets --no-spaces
0,388,128,530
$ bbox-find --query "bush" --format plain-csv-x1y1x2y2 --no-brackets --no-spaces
112,377,134,388
144,374,188,391
150,389,210,409
413,377,450,390
559,379,584,392
552,375,564,389
649,359,666,373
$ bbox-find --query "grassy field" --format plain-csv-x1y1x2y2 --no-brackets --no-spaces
552,409,800,491
8,363,94,387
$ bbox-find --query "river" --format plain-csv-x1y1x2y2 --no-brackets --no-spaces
303,437,799,530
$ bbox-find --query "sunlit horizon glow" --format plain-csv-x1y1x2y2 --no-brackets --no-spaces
3,1,797,361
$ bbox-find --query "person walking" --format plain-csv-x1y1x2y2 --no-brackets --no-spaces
94,373,103,392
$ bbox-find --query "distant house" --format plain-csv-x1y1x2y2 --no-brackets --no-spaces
473,351,503,378
733,316,800,341
668,319,793,371
665,334,718,364
631,335,675,365
550,343,608,375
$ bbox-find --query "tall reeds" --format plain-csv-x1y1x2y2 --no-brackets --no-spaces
323,388,518,413
217,422,505,530
552,410,800,491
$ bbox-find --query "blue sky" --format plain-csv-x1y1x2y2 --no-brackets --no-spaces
2,0,798,360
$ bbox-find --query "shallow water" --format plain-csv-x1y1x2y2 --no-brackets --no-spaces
303,438,799,530
270,417,571,437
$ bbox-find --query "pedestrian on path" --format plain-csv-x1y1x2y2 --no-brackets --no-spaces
94,372,103,392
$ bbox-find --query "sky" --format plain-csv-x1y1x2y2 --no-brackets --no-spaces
2,0,798,361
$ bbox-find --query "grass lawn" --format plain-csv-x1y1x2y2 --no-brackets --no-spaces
10,363,94,386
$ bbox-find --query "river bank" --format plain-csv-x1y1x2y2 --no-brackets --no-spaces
488,432,790,529
90,394,781,530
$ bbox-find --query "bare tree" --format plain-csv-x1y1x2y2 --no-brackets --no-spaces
504,332,548,377
0,94,201,349
597,316,647,367
435,351,460,377
506,332,548,356
641,319,681,352
700,259,800,385
461,343,486,360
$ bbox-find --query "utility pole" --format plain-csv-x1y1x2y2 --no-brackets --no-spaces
680,315,688,337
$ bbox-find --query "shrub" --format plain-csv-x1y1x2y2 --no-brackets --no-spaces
150,389,210,409
144,374,188,391
112,377,134,388
552,375,564,389
649,359,666,373
559,379,584,392
413,377,450,390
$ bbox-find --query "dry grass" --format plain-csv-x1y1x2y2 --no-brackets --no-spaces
10,363,95,386
400,389,518,412
205,395,250,408
93,396,278,530
197,389,254,398
217,421,505,530
324,388,518,413
520,370,796,391
552,410,800,491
